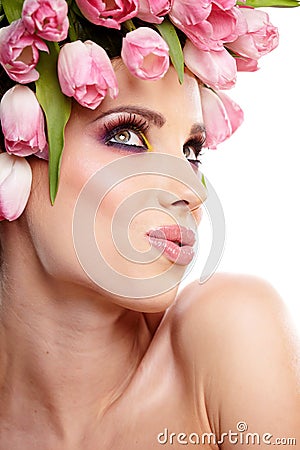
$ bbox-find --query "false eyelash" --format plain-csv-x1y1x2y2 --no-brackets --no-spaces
103,113,149,143
184,137,206,166
185,135,206,159
188,158,202,167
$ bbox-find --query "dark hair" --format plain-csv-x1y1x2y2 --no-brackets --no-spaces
75,16,123,58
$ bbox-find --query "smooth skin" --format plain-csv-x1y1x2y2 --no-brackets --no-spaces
0,64,299,449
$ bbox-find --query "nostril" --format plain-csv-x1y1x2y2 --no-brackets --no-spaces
171,199,189,207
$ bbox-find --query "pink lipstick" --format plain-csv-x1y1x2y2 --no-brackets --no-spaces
146,225,196,266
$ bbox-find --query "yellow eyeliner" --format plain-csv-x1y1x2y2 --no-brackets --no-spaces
141,132,153,151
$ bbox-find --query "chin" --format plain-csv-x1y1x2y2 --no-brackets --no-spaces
106,284,180,313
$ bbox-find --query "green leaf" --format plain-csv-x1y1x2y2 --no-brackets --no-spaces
68,12,78,41
67,1,81,41
2,0,23,22
237,0,299,6
36,43,71,204
155,19,184,84
68,0,85,19
201,174,207,189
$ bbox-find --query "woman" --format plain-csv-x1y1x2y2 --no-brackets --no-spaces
0,1,299,448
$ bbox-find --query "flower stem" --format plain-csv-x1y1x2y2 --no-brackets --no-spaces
122,19,136,33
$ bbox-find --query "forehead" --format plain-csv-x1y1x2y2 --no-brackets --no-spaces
103,62,203,125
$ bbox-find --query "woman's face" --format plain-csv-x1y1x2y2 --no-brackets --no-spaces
25,63,207,311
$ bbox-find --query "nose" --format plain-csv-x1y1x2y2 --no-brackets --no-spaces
157,168,207,215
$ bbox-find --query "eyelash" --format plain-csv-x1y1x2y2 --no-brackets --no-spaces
102,113,205,165
184,137,206,167
103,114,149,151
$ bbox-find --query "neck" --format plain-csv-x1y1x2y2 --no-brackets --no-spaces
0,227,154,441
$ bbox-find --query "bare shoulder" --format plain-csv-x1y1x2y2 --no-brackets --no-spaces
170,272,299,353
167,273,300,447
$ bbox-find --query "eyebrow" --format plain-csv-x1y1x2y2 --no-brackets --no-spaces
94,105,206,137
190,123,206,136
95,105,166,128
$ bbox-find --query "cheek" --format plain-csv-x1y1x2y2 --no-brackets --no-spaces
92,177,176,278
26,149,106,281
93,178,146,268
25,165,79,278
28,114,126,279
194,207,203,226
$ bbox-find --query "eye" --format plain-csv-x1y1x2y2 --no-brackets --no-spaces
183,144,196,160
108,129,146,148
103,113,150,151
183,142,202,167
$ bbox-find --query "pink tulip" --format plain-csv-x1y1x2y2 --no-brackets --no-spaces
22,0,69,42
171,4,246,51
213,0,236,10
170,0,211,27
200,86,244,149
226,8,279,60
75,0,138,29
169,0,212,51
58,40,118,110
184,41,236,90
0,19,48,84
0,85,48,158
137,0,173,23
174,19,214,51
206,5,247,45
0,153,32,222
121,28,169,81
217,90,244,135
236,55,258,72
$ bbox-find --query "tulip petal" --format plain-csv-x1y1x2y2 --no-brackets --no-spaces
217,90,244,134
137,0,172,23
0,153,32,221
22,0,69,42
184,41,237,89
0,85,48,157
226,8,279,60
170,0,211,26
235,55,259,72
121,27,170,80
58,40,118,110
75,0,139,29
200,86,244,149
0,19,48,84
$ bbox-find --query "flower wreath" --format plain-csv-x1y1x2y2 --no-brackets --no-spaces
0,0,298,221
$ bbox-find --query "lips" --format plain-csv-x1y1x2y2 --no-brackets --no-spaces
146,225,196,265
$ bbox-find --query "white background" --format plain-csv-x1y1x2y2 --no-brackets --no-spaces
182,8,300,332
